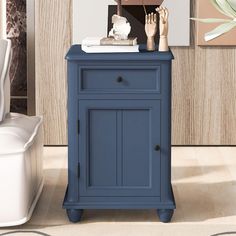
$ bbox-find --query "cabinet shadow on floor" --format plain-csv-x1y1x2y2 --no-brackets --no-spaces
26,167,236,225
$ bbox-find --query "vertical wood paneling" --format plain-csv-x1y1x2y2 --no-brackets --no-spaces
0,0,6,39
172,0,236,145
27,0,35,115
35,0,72,145
36,0,236,145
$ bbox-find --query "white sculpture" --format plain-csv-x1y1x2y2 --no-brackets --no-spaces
109,14,131,40
156,6,169,52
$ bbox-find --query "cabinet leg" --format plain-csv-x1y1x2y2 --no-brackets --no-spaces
66,209,83,223
157,209,174,223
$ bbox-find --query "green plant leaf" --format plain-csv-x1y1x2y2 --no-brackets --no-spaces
227,0,236,12
205,21,236,41
215,0,236,18
210,0,232,17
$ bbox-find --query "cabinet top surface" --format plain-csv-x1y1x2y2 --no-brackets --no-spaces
66,45,174,61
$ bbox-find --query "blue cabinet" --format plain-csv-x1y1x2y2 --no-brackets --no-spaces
63,46,176,223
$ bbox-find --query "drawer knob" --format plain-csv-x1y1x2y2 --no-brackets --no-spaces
155,145,161,151
117,76,123,83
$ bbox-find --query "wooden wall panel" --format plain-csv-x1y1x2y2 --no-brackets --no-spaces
35,0,236,145
172,0,236,145
0,0,6,39
35,0,72,145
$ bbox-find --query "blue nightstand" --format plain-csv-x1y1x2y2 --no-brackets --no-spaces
63,45,176,223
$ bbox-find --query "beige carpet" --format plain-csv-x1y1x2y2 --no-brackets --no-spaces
0,147,236,236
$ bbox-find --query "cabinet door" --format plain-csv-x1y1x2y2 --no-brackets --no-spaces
79,100,161,197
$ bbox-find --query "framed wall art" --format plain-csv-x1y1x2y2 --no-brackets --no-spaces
73,0,190,46
195,0,236,46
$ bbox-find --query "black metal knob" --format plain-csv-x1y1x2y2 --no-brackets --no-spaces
117,76,123,83
155,145,161,151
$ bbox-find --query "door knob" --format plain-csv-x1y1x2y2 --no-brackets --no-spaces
117,76,123,83
155,145,161,151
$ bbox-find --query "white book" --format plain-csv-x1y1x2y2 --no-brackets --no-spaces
82,45,139,53
82,37,103,46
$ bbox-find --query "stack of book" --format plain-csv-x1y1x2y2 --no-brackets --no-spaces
82,37,139,53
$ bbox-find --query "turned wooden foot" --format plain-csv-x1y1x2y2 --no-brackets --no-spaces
157,209,174,223
66,209,83,223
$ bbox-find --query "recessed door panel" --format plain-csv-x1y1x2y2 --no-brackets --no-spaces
122,110,150,187
79,100,161,197
88,110,117,187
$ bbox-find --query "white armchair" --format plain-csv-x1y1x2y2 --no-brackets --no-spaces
0,39,44,227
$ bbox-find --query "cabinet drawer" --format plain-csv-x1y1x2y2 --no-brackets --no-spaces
79,66,161,93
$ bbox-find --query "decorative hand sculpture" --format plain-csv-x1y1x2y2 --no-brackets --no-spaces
156,6,169,52
145,13,157,51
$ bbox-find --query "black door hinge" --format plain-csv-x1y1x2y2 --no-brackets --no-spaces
78,163,80,178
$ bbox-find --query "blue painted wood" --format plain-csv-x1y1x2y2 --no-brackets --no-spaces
78,100,160,197
63,45,176,223
66,62,79,203
66,45,174,61
157,209,174,223
87,109,117,187
66,209,83,223
79,65,160,93
122,109,151,187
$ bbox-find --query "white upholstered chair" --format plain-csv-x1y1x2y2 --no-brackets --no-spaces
0,39,44,227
